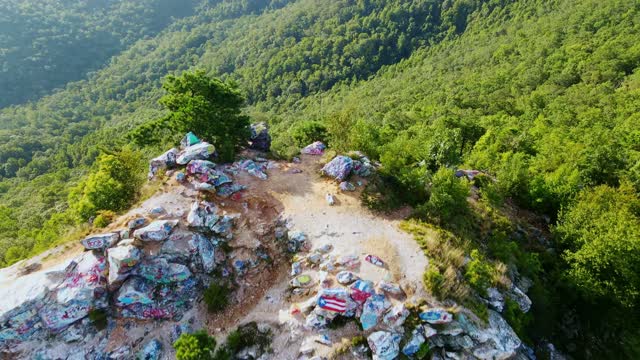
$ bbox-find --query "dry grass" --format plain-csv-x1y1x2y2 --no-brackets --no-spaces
401,220,473,302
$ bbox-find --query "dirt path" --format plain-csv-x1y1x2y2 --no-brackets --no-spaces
212,154,429,358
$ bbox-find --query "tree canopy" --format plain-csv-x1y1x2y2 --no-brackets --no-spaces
0,0,639,357
131,70,250,162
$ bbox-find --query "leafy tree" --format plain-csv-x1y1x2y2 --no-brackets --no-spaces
68,148,144,221
290,120,328,147
132,70,250,162
420,167,470,223
555,183,640,308
174,330,217,360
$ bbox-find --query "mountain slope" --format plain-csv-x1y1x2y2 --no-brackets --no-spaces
0,0,639,357
0,0,487,264
0,0,199,108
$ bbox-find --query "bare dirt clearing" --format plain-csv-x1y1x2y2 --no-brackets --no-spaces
0,153,429,359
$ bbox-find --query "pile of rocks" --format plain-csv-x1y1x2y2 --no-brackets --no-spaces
0,132,278,358
276,227,524,360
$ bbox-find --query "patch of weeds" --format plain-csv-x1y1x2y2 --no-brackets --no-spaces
360,174,408,211
464,299,489,323
204,283,231,313
93,210,116,228
174,330,217,360
464,249,496,297
320,149,338,164
351,335,367,347
88,308,108,330
503,298,532,342
415,342,430,359
424,265,445,298
217,322,272,357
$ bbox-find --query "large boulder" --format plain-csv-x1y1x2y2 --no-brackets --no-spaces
176,142,215,165
80,232,119,250
321,155,353,181
133,220,178,242
419,308,453,325
0,299,45,347
367,331,402,360
115,277,154,307
148,148,178,179
39,252,108,332
187,201,219,231
360,294,391,331
115,276,198,320
194,234,216,274
134,258,191,284
249,122,271,151
467,311,522,360
484,287,505,312
138,339,163,360
508,285,532,313
301,141,326,155
107,245,142,288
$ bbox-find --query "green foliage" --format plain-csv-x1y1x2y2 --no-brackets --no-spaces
503,298,532,342
0,0,639,357
360,174,410,211
0,0,198,108
424,266,445,298
554,183,640,308
93,210,116,229
290,120,327,148
131,70,250,162
464,249,495,296
174,330,217,360
68,148,144,221
420,167,470,224
216,322,271,358
88,309,108,331
350,335,367,347
203,283,231,313
415,342,430,359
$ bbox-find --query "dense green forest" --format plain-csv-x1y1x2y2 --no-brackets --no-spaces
0,0,639,358
0,0,202,108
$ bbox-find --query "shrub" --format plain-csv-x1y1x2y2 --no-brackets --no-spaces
503,298,531,341
464,250,495,296
350,335,367,347
554,183,640,308
420,167,470,224
68,148,144,221
361,174,408,211
217,322,271,357
174,330,217,360
424,266,444,297
415,342,430,359
88,308,108,330
290,120,327,147
130,70,250,162
93,210,116,228
203,283,231,313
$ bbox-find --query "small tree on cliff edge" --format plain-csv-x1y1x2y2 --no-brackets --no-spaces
131,70,250,162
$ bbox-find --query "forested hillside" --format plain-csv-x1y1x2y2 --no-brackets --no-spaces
0,0,486,263
0,0,199,108
0,0,639,358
